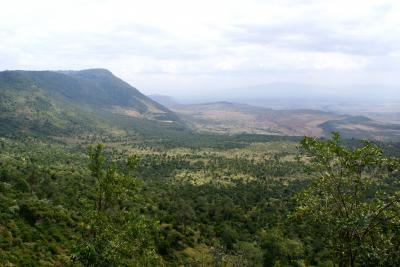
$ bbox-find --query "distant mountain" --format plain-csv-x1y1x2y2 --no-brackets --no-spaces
0,69,183,137
320,116,400,141
164,101,400,141
148,94,180,107
171,82,400,111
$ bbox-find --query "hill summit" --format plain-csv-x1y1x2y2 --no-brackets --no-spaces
0,69,182,137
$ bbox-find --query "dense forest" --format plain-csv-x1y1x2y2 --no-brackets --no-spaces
1,131,399,266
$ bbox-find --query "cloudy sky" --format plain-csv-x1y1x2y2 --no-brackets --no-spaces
1,0,400,96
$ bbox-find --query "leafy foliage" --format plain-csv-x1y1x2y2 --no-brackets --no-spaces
295,133,400,266
73,144,160,266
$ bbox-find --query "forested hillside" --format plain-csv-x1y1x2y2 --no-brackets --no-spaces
0,69,182,138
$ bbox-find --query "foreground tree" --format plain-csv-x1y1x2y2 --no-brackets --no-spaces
72,144,160,266
294,133,400,267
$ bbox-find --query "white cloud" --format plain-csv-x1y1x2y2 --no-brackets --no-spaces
0,0,400,95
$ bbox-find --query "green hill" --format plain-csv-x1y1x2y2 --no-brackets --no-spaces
0,69,183,138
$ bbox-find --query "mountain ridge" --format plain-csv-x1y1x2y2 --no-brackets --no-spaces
0,69,183,138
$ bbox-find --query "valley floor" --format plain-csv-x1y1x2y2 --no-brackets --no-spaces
1,132,399,266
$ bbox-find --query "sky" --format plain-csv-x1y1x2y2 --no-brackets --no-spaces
1,0,400,97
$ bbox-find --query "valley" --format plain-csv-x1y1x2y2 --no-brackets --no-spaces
151,95,400,141
0,69,399,266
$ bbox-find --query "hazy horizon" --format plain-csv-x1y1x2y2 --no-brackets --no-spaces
2,0,400,99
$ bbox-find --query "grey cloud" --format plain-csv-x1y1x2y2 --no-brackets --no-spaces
227,22,399,56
